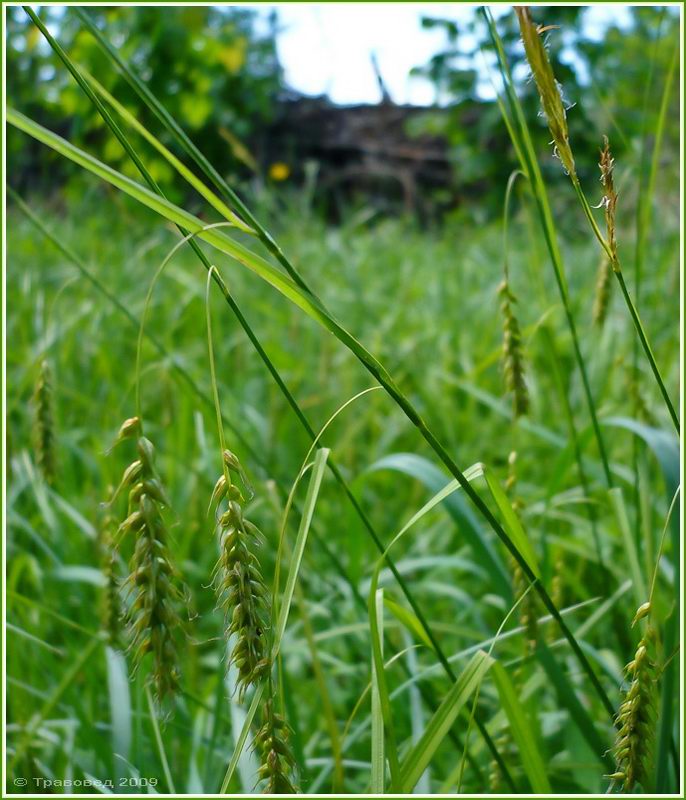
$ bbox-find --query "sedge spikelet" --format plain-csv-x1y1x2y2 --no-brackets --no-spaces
592,254,613,328
254,697,298,794
98,496,124,648
212,451,270,699
114,417,182,702
33,359,56,485
506,454,538,652
499,281,529,417
515,6,575,177
610,607,657,791
627,374,655,425
599,136,619,267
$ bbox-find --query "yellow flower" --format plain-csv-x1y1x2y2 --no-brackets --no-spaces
269,162,290,182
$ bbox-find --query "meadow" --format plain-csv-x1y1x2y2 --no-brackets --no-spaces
5,5,681,796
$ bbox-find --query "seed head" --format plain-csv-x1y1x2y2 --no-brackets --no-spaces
498,280,529,418
515,6,576,177
592,254,613,328
115,425,183,703
212,454,269,699
98,495,124,648
33,359,57,485
610,613,657,791
599,136,619,266
254,698,298,793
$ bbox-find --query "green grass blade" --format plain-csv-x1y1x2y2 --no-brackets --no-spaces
105,646,132,774
370,589,386,794
80,67,253,235
398,651,493,793
272,448,330,659
480,465,540,578
145,686,176,793
609,488,648,607
383,597,433,651
8,634,102,774
74,6,312,293
535,641,613,772
369,585,402,789
367,453,510,593
219,682,265,794
491,661,551,793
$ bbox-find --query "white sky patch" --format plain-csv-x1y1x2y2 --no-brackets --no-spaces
267,3,645,107
273,3,475,106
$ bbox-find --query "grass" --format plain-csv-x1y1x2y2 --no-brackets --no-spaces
6,7,681,796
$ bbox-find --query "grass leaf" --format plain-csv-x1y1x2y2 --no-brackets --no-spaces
491,660,551,793
398,650,493,793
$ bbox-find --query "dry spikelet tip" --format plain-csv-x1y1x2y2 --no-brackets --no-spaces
599,136,619,267
515,6,576,177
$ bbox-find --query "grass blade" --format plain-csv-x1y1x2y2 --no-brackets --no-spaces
491,660,551,793
105,646,132,776
272,448,330,658
219,682,265,794
367,453,510,593
370,589,386,794
145,686,176,793
609,487,648,608
535,640,613,772
398,651,493,793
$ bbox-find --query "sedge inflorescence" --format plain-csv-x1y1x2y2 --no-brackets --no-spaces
254,698,298,793
211,450,270,699
498,281,529,418
33,359,57,485
609,602,658,792
113,416,183,703
98,494,124,648
515,6,576,178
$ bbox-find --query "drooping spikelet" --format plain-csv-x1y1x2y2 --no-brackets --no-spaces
211,451,270,699
33,359,56,485
98,494,124,648
610,603,657,792
515,6,576,177
114,416,182,702
627,374,655,426
254,698,298,794
599,136,619,267
592,254,613,328
506,453,538,652
499,282,529,417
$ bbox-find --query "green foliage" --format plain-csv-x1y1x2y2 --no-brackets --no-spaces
408,7,679,212
7,6,280,195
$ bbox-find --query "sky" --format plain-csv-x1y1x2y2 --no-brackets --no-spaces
268,3,635,106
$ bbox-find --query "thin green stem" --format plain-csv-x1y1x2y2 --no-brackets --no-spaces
145,686,176,793
615,270,679,433
483,7,614,489
205,264,231,492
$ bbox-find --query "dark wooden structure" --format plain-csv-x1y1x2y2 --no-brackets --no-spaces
261,94,454,217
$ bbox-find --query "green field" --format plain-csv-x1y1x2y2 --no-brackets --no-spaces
5,5,681,797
